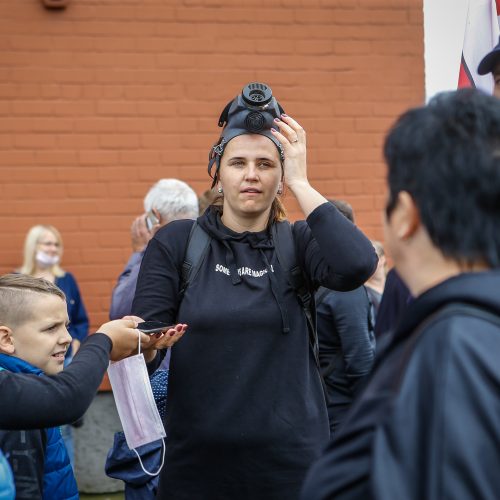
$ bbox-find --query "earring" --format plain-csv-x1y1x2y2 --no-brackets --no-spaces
217,187,223,194
277,187,283,195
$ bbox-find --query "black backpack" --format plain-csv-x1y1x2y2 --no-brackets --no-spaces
179,221,321,369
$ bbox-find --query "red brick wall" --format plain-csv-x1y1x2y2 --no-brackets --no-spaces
0,0,424,331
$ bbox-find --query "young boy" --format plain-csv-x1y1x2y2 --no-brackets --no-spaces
0,274,80,500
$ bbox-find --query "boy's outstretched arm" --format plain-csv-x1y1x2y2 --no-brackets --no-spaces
0,318,151,430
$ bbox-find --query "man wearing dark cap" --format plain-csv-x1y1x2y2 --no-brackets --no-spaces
478,35,500,97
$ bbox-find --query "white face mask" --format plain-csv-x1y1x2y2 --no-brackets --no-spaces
35,250,60,268
107,332,166,476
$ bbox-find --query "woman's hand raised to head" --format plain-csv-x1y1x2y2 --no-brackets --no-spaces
271,114,308,191
271,114,328,218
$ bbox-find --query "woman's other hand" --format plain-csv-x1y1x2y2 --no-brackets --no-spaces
142,323,188,363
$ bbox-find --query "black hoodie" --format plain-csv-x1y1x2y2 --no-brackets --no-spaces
132,202,377,500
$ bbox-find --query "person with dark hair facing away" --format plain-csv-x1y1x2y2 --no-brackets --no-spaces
315,200,376,436
301,88,500,500
132,83,377,500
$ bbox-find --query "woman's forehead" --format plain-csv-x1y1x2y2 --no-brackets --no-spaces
39,230,57,242
223,134,279,159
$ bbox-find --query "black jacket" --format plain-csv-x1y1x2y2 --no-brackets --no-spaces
316,286,375,435
0,334,112,430
133,202,377,500
302,271,500,500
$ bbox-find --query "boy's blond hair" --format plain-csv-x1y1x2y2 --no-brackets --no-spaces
0,274,66,329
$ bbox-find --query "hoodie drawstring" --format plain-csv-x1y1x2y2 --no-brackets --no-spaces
222,240,242,285
259,249,291,334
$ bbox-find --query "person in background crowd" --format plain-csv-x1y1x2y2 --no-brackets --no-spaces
20,225,88,359
478,35,500,97
109,179,199,321
197,188,218,215
132,84,377,500
315,199,376,436
373,267,412,339
302,88,500,500
364,240,387,319
19,224,89,466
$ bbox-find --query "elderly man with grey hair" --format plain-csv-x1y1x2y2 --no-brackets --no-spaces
109,178,199,320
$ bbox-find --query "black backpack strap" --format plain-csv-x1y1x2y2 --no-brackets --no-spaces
180,221,211,296
362,285,376,332
315,286,330,307
272,221,320,369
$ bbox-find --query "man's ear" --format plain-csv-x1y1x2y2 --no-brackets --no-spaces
0,326,15,354
152,208,161,224
392,191,421,240
151,208,165,230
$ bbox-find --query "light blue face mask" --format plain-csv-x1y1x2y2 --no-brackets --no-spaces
35,250,60,267
107,331,166,476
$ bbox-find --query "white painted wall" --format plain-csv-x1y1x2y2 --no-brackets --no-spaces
424,0,497,101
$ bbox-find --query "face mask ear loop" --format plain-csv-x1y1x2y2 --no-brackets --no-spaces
132,439,166,476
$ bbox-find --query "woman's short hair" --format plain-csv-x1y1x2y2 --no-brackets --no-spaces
20,225,65,277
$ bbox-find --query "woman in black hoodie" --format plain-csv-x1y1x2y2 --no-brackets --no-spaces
132,84,377,500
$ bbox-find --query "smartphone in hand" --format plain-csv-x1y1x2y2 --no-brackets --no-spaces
137,321,174,334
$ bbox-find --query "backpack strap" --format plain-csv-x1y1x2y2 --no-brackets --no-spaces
315,286,330,307
180,221,212,296
181,220,320,372
271,221,320,369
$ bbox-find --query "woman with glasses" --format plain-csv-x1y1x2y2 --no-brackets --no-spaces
19,224,89,465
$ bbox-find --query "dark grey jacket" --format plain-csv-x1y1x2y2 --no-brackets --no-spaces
302,271,500,500
316,286,375,435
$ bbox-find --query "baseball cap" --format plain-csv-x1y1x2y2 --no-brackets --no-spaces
478,36,500,75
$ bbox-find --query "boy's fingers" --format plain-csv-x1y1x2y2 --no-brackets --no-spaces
122,315,143,323
139,332,151,343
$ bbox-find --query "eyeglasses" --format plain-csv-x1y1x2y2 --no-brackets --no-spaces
38,241,60,248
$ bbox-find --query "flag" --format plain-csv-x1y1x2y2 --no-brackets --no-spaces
458,0,499,91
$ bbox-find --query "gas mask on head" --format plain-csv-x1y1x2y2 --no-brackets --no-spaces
208,82,286,187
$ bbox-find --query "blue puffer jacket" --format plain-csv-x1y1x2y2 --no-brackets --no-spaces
0,448,15,500
0,355,78,500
